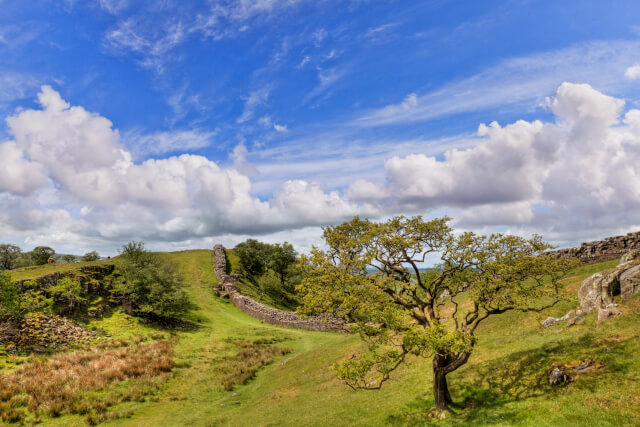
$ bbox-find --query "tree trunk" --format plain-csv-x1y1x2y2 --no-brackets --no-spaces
433,367,451,412
432,353,454,413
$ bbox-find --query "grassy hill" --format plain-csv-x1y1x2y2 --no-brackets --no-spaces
2,251,639,426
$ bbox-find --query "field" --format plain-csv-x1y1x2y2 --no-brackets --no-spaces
1,252,639,426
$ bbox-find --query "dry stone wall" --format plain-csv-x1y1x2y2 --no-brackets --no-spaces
212,245,347,332
548,231,640,263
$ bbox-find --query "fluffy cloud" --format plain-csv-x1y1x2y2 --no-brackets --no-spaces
4,82,640,253
0,86,358,251
624,64,640,80
0,141,46,194
379,82,640,238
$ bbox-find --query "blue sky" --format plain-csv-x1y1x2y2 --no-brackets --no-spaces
2,0,640,255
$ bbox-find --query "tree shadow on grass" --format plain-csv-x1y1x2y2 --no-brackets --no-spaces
386,332,636,426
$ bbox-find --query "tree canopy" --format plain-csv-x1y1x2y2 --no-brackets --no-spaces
30,246,55,265
114,241,190,319
296,216,577,413
0,244,22,270
82,251,100,262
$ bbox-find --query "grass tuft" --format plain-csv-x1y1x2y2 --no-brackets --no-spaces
0,340,174,423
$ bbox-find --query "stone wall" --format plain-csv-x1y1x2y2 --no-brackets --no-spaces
212,245,347,332
547,231,640,264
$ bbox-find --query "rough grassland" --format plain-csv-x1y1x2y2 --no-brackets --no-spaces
9,260,112,282
3,252,639,426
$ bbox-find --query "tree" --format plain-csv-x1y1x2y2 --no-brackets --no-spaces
267,242,297,285
115,241,190,319
30,246,55,265
82,251,100,262
0,244,22,270
234,239,272,278
61,254,77,263
297,216,577,414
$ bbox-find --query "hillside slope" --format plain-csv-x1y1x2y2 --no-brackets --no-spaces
11,251,639,426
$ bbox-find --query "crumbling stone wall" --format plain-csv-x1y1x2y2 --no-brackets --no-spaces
548,231,640,264
213,245,347,332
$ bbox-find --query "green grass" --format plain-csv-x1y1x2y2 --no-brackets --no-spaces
8,260,112,282
4,252,639,426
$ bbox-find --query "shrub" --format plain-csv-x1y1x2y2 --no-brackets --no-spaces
19,281,53,314
82,251,100,262
0,271,20,319
115,241,189,319
61,254,77,263
50,277,86,314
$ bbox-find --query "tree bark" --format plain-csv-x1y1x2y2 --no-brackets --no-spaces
433,354,455,412
433,368,451,412
432,353,454,413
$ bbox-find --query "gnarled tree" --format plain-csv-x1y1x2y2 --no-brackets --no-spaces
296,216,577,413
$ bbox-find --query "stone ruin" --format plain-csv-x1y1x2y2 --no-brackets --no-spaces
212,245,347,333
547,231,640,264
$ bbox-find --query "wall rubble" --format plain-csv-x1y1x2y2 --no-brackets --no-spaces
212,245,347,332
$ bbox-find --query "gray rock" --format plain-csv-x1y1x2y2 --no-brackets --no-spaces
620,264,640,302
566,316,585,327
546,231,640,264
578,266,627,313
620,249,640,265
560,310,575,321
542,317,560,328
549,367,568,386
597,305,622,325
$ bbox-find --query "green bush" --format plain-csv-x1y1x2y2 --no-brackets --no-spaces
61,254,77,263
50,277,86,313
82,251,100,262
19,280,53,314
0,271,20,319
114,241,189,319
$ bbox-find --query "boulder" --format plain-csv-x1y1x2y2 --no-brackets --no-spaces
620,264,640,302
578,272,620,313
578,250,640,313
620,249,640,265
566,316,585,326
542,317,560,328
560,310,575,321
597,305,622,325
549,367,568,386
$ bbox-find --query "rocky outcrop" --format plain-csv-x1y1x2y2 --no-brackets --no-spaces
575,251,640,327
578,270,620,313
15,264,115,296
620,264,640,301
14,264,115,316
212,245,347,332
548,231,640,264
